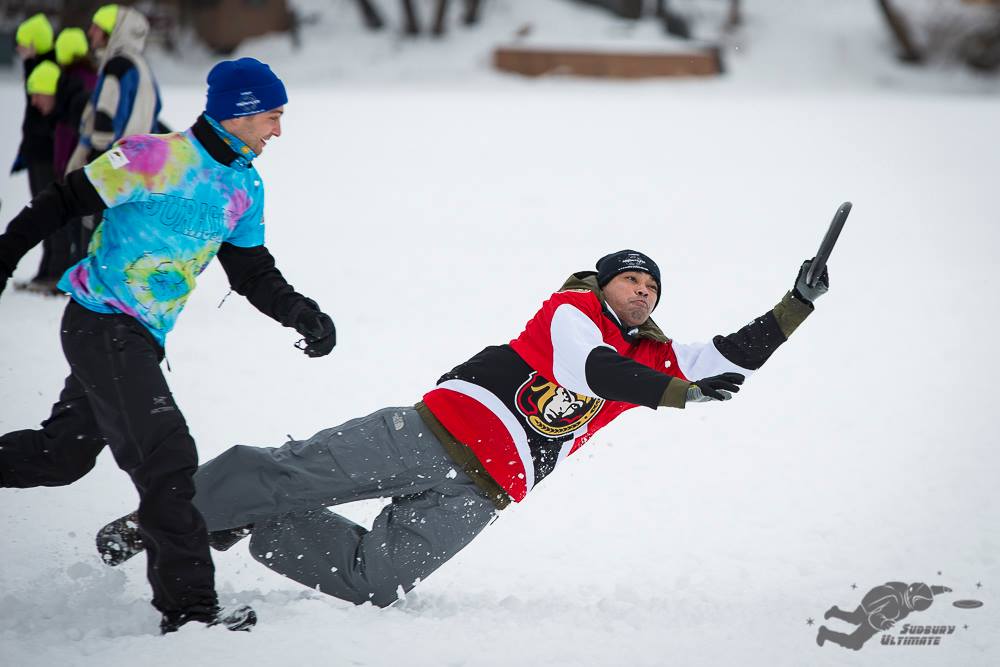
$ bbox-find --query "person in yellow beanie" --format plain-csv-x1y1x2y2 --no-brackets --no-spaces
14,33,99,295
14,61,64,294
70,3,160,173
50,28,100,281
52,27,98,172
15,12,53,59
13,13,58,290
14,12,56,187
26,61,60,116
55,26,90,67
88,4,119,50
66,4,162,268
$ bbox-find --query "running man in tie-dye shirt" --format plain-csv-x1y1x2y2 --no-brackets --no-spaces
0,58,335,634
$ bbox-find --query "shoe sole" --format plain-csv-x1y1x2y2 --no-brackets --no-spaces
96,515,145,567
211,608,257,632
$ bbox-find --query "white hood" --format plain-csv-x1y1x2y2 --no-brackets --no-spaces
98,6,149,67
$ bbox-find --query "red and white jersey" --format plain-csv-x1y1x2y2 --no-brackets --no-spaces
422,279,754,502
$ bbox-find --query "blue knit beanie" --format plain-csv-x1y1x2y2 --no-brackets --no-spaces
205,58,287,121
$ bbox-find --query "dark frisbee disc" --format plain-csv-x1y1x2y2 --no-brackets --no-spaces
953,600,984,609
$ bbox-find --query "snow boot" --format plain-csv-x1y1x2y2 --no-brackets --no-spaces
97,511,144,566
160,604,257,634
14,277,64,296
98,511,252,566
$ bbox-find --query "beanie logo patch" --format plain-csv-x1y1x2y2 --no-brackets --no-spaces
620,254,647,268
236,91,261,114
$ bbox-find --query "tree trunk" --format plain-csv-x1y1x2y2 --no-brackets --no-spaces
355,0,385,30
463,0,483,25
875,0,924,62
726,0,742,30
432,0,449,36
401,0,421,35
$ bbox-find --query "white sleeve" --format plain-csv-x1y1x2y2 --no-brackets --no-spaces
672,341,753,381
550,303,614,397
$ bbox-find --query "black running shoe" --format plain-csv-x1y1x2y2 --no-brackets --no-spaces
161,604,257,634
97,511,145,566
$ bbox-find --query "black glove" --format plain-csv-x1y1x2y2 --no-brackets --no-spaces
793,259,829,305
293,308,336,358
686,372,745,403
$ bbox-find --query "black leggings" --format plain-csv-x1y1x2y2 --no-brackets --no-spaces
0,300,217,614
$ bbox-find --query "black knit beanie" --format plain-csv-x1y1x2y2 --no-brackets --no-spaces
595,249,662,310
596,249,661,292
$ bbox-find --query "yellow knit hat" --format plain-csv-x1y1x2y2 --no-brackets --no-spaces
92,4,119,35
27,60,61,96
55,27,89,66
16,13,54,55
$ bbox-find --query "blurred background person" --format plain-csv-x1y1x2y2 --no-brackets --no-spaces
17,29,98,295
52,28,99,282
67,4,162,254
68,4,161,170
53,27,98,191
12,13,56,205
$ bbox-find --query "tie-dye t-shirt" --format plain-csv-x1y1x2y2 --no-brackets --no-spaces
58,121,265,346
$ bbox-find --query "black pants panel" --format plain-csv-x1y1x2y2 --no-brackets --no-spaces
0,300,217,614
0,373,105,486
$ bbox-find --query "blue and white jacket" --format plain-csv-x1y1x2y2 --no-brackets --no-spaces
67,6,161,174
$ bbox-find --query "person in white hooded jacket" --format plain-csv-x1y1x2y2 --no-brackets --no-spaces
65,4,162,261
67,4,161,174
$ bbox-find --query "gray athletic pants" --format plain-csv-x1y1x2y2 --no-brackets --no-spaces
192,407,497,607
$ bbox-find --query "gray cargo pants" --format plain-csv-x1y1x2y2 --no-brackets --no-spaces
192,407,497,607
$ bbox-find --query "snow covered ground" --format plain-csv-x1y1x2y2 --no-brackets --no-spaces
1,1,998,665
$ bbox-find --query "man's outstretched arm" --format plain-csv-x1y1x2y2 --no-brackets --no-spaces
579,259,828,409
216,243,336,357
536,293,744,410
709,260,826,370
674,258,827,379
583,345,743,409
0,169,107,296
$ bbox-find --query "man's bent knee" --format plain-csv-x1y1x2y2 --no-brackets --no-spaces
247,533,402,608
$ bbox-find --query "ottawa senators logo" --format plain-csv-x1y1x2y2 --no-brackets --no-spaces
514,371,604,438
